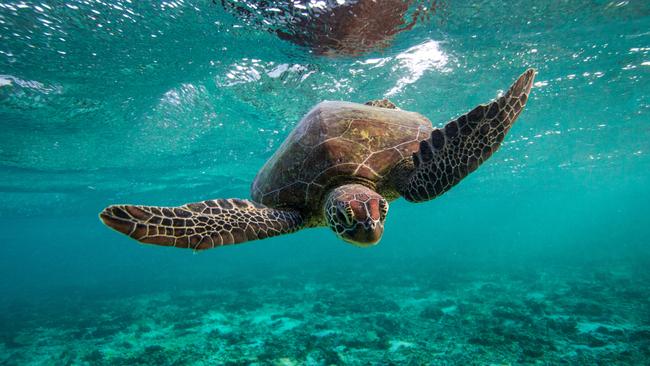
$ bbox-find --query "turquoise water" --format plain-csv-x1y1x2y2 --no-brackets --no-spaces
1,0,650,364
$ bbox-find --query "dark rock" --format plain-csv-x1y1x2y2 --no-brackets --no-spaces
374,314,401,333
311,348,343,365
588,336,608,348
82,350,103,363
420,306,444,320
173,320,199,330
522,347,544,359
144,345,165,354
629,330,650,342
525,299,546,315
572,302,606,317
547,317,578,335
89,326,119,339
0,334,22,349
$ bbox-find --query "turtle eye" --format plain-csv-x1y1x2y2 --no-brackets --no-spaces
345,205,354,219
379,200,389,220
337,205,354,226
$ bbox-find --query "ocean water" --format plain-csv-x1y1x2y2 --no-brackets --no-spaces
1,0,649,364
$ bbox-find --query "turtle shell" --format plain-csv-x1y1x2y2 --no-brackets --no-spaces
251,101,433,216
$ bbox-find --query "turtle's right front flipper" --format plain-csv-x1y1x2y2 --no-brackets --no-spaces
99,199,303,250
398,69,535,202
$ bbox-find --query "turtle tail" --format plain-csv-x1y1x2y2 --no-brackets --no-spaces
99,199,303,250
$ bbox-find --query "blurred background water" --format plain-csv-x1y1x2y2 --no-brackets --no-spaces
1,0,649,364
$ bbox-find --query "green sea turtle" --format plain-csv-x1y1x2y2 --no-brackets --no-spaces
100,69,535,249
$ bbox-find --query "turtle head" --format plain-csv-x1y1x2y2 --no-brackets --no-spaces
324,184,389,247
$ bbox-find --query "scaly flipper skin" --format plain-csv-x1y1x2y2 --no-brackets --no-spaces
99,199,303,250
398,68,536,202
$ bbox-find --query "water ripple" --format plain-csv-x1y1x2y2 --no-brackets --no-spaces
0,0,648,216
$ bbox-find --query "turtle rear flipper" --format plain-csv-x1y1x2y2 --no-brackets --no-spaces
399,68,535,202
99,199,303,250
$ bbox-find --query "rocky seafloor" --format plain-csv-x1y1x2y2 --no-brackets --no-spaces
1,261,649,365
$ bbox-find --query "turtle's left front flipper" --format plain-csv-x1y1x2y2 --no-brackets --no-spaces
398,69,535,202
99,199,303,250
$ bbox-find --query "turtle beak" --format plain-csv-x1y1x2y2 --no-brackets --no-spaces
342,220,384,247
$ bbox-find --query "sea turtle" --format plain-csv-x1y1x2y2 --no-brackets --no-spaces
100,69,535,249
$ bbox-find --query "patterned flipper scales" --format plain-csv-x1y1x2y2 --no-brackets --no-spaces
99,199,303,250
400,68,536,202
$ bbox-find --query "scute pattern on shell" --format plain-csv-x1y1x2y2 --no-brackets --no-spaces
251,101,433,215
99,199,303,250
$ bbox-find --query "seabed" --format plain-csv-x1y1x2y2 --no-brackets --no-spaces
1,262,648,365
